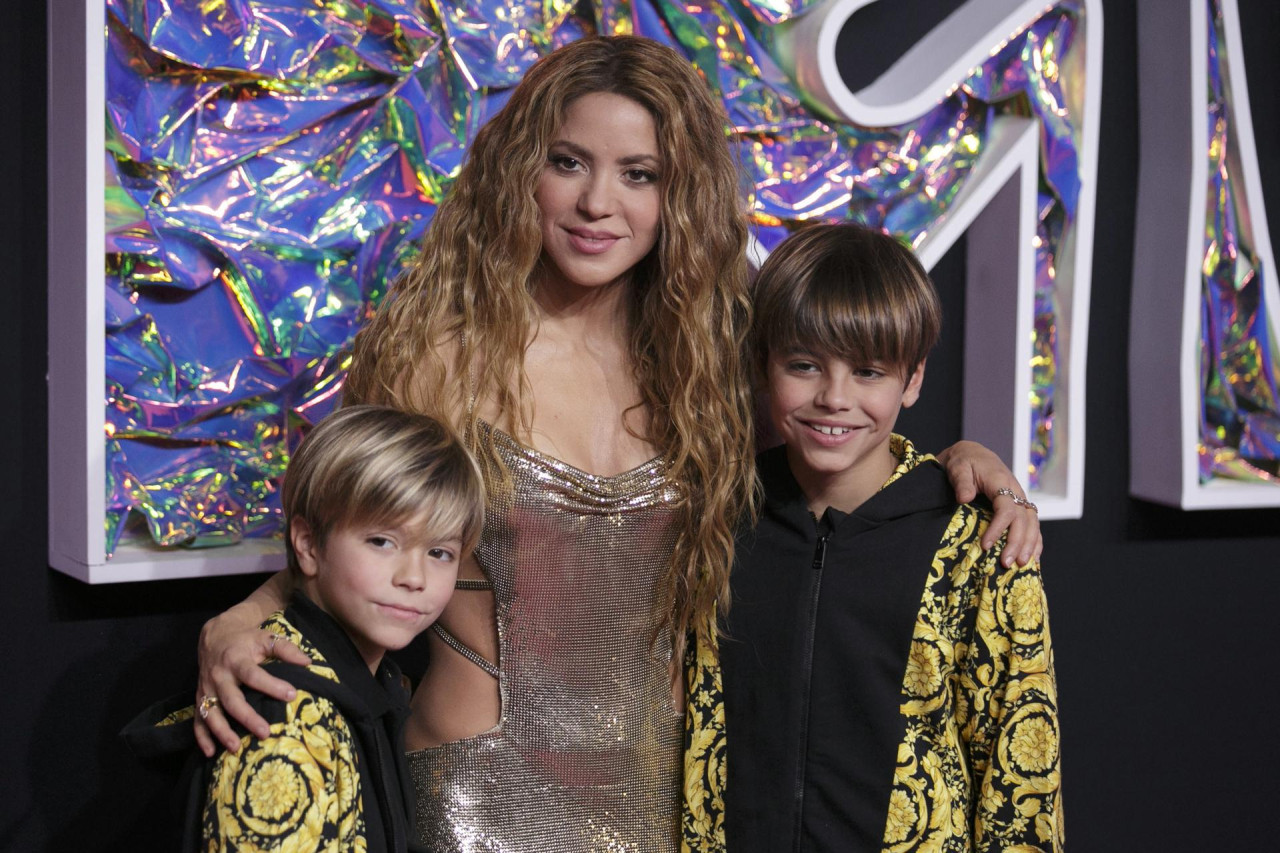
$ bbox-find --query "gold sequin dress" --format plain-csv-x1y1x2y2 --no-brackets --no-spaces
408,425,684,852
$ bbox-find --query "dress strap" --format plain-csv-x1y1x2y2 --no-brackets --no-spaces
454,577,493,591
431,623,499,679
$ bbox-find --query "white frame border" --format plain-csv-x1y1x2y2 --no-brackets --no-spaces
1130,0,1280,509
47,0,285,582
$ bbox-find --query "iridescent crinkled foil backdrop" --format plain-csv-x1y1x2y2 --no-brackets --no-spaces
1199,0,1280,484
103,0,1087,555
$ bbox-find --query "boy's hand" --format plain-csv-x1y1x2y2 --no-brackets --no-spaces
194,620,310,756
937,440,1042,567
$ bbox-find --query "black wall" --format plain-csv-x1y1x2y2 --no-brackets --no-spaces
3,2,1279,849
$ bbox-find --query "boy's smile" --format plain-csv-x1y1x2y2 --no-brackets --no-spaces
768,348,925,515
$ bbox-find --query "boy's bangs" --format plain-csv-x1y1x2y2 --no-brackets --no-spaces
332,458,485,556
778,277,919,373
751,223,940,383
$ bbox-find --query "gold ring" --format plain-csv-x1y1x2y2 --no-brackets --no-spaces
198,694,219,720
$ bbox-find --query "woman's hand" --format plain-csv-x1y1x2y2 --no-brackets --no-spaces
194,616,310,756
936,440,1042,567
193,576,309,756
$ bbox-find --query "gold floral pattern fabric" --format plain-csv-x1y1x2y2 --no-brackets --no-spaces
884,440,1062,853
682,615,727,853
202,613,367,852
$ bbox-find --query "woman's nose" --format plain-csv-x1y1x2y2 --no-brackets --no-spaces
577,175,614,218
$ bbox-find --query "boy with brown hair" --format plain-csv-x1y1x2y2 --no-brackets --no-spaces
722,224,1062,852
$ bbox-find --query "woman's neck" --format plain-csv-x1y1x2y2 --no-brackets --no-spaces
518,273,652,475
533,275,632,343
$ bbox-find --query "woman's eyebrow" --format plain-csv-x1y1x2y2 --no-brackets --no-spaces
547,139,591,160
618,155,661,171
548,140,659,167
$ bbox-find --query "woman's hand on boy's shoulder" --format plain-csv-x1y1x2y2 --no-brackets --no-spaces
194,619,310,757
936,439,1042,567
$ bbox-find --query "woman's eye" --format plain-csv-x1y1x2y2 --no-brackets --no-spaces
625,167,658,184
550,154,583,172
428,547,456,562
788,361,819,373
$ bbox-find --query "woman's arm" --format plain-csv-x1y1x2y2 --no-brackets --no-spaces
193,570,309,756
935,440,1042,567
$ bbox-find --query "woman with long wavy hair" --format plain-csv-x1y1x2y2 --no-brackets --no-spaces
191,35,1040,852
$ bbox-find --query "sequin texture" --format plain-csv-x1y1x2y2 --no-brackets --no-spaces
409,426,683,851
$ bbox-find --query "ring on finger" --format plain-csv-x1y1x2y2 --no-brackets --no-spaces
267,632,282,657
995,487,1038,514
198,693,220,720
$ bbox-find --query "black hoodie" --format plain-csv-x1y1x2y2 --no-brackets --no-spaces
722,440,961,853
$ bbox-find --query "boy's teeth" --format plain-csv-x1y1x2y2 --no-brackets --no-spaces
811,424,850,435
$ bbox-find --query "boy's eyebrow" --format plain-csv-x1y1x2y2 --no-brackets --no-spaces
401,526,466,545
778,345,902,371
348,517,461,537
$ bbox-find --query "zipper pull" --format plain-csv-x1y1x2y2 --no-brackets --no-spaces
811,535,827,571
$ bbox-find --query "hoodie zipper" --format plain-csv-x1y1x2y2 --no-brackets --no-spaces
790,532,827,851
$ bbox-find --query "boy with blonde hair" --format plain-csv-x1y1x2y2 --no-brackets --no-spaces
127,405,484,852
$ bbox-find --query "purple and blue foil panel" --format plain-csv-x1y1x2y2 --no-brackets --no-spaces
104,0,1089,556
1199,0,1280,485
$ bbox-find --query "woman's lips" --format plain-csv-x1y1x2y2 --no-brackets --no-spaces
566,227,621,255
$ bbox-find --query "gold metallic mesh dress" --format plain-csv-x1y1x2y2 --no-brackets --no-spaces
408,425,684,852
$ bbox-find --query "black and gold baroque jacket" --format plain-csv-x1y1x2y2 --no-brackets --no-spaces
125,593,419,853
682,616,728,851
713,437,1062,852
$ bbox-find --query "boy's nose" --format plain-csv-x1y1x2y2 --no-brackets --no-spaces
395,558,427,591
814,379,852,410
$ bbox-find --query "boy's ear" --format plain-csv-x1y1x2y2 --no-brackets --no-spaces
291,518,321,578
901,359,926,408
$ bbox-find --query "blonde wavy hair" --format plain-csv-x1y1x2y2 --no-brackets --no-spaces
343,35,756,644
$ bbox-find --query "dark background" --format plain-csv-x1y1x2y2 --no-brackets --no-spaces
4,1,1279,849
